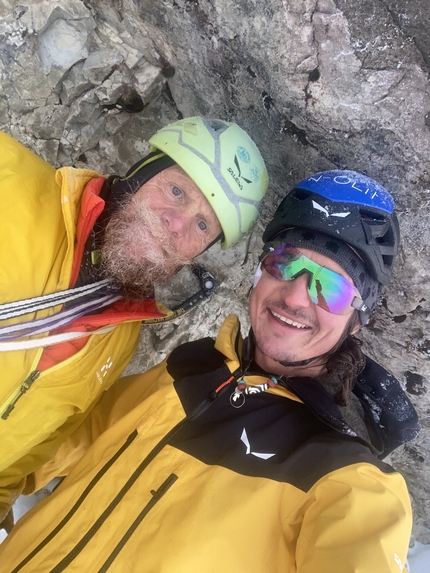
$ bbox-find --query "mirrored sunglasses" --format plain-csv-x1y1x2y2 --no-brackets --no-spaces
260,243,367,315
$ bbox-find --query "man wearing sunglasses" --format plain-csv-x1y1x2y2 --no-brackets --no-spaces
0,171,419,573
0,117,268,533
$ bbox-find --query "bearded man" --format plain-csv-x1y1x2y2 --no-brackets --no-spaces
0,116,268,531
0,170,419,572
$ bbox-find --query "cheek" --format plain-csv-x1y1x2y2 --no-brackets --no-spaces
248,281,266,325
135,179,171,210
314,308,352,340
174,235,205,259
251,272,280,302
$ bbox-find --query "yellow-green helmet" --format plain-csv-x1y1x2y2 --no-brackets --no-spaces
149,116,268,249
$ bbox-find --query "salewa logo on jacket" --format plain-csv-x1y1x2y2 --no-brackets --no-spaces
240,428,275,460
96,356,113,384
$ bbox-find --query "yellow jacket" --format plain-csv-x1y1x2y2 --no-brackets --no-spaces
0,132,169,525
0,315,415,572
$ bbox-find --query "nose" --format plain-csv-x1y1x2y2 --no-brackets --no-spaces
161,209,189,238
280,273,312,308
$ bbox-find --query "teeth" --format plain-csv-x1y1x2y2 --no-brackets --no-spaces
271,310,308,329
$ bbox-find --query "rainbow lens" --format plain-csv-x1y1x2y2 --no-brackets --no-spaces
261,244,362,315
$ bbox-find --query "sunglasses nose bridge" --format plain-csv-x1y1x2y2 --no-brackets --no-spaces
291,267,314,290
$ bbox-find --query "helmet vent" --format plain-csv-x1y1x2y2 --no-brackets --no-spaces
359,208,387,223
293,188,313,201
382,254,394,268
208,119,228,132
375,225,395,246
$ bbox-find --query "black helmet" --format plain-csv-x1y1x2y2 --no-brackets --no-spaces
263,170,400,286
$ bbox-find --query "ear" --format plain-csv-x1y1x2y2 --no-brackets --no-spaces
350,322,360,336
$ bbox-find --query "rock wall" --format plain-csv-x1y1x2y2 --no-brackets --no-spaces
1,0,429,543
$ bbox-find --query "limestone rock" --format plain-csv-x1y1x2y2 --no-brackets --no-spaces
25,105,70,140
0,0,429,544
38,18,90,75
82,48,123,85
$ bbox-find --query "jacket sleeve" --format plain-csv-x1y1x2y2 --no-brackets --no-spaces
0,408,91,528
295,463,412,573
26,359,173,493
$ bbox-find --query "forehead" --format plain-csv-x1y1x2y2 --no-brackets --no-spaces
296,246,353,281
159,165,204,199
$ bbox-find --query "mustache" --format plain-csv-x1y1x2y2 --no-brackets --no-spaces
100,193,192,298
266,299,317,328
114,193,172,253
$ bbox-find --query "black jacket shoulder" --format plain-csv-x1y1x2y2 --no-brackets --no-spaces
353,355,420,457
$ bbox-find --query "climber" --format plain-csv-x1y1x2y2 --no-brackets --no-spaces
0,116,268,532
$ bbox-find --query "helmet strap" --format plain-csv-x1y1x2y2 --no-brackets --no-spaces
201,232,223,253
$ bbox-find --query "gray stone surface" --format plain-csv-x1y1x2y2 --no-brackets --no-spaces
0,0,429,543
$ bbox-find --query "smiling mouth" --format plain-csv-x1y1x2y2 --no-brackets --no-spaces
270,309,309,330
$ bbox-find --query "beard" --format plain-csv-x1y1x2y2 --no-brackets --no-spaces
100,194,193,298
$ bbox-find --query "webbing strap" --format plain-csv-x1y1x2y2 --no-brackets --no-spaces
0,294,121,341
0,325,116,351
0,265,218,351
0,280,110,320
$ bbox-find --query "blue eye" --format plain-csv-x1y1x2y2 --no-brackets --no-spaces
198,221,207,231
172,186,182,196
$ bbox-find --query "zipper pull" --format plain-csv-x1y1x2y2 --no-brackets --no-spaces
1,370,40,420
208,368,242,402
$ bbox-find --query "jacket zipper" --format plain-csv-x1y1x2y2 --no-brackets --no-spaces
12,370,240,572
0,370,40,420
